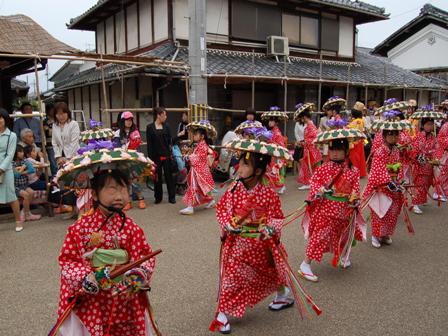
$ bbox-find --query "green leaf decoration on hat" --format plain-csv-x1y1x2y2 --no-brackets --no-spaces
375,101,410,116
186,120,217,138
410,111,446,120
315,128,365,144
225,138,292,161
80,128,115,142
55,148,155,188
371,120,411,131
260,111,289,121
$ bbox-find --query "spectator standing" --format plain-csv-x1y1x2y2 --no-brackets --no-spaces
146,107,176,204
13,102,42,147
51,102,80,168
0,108,24,232
177,112,189,141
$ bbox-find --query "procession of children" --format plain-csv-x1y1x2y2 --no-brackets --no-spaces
3,97,448,335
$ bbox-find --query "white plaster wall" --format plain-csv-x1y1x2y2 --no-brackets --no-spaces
116,10,126,53
139,0,153,47
173,0,188,40
154,0,168,42
127,3,139,51
338,16,354,58
106,16,115,54
388,24,448,71
124,78,138,108
206,0,228,36
96,22,105,53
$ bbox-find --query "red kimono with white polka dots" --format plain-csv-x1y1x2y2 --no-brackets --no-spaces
265,126,287,189
434,122,448,196
57,209,156,336
183,140,215,207
363,143,404,238
297,120,322,186
303,161,362,263
215,182,288,318
410,131,436,205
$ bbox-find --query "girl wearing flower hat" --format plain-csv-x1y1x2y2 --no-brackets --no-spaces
180,120,216,215
363,110,413,248
298,122,365,282
261,107,288,194
410,116,438,214
115,111,146,210
295,107,322,190
209,137,320,334
50,147,160,335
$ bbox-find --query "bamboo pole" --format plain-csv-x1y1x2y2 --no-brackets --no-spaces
0,52,187,69
33,58,49,187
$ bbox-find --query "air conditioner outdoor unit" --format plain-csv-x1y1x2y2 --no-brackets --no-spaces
267,36,289,57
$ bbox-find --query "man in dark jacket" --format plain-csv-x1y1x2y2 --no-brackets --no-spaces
146,107,176,204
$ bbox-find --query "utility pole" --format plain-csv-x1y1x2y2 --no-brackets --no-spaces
188,0,208,109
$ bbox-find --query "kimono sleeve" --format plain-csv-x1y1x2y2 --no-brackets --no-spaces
308,165,326,201
58,225,93,294
265,190,284,234
365,146,391,196
216,189,233,233
129,223,156,284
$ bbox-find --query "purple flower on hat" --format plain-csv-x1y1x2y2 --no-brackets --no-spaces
326,118,348,129
383,110,401,120
329,96,341,100
420,104,434,111
295,103,304,110
77,139,114,155
270,106,280,111
384,98,398,105
89,119,103,129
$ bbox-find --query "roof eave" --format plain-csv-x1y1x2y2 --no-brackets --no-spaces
372,13,448,56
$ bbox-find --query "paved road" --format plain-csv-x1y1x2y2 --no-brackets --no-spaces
1,176,447,336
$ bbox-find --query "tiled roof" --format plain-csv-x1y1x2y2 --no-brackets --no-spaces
11,78,29,90
69,0,387,31
373,4,448,56
310,0,387,17
53,42,445,91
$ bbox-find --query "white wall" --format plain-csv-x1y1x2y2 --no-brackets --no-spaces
174,0,228,42
96,22,105,53
154,0,168,42
106,16,115,54
206,0,228,36
338,16,354,58
116,10,126,53
174,0,188,40
388,24,448,71
139,0,153,46
127,3,139,51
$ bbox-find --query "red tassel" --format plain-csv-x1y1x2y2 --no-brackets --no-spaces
331,253,339,267
209,318,224,332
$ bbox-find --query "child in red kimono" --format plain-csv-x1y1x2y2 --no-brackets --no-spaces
364,129,407,248
261,107,288,194
51,169,159,336
348,105,367,177
210,138,320,334
410,118,437,214
114,111,146,210
180,120,216,215
433,120,448,202
296,109,322,190
299,134,365,282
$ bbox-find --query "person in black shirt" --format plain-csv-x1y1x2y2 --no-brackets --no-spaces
146,107,176,204
177,112,189,141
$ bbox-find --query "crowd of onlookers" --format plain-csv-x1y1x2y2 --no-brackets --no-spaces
0,102,191,231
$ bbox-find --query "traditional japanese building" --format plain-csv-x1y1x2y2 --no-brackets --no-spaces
373,3,448,93
54,0,446,138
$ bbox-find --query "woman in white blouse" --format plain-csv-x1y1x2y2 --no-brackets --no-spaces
51,102,80,168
